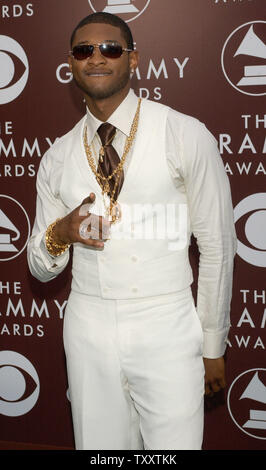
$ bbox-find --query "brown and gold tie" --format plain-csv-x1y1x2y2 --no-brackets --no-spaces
97,123,124,201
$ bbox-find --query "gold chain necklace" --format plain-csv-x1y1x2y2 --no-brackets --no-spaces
83,98,141,224
91,140,117,219
95,130,117,163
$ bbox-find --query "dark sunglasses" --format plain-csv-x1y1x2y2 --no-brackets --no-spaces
70,42,133,60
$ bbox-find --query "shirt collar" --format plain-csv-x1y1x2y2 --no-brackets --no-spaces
85,89,139,143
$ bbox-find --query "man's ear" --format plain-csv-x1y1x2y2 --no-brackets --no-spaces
129,50,139,72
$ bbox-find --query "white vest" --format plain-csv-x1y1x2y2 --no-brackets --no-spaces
59,98,193,299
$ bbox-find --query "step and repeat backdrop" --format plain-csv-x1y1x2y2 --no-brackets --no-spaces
0,0,265,450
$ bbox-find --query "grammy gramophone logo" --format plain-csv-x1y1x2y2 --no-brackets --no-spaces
222,21,266,96
0,195,30,261
88,0,151,22
227,368,266,440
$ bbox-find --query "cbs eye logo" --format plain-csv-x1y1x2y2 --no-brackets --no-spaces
0,35,29,105
0,350,40,417
234,193,266,267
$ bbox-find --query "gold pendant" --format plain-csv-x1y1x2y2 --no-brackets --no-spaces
99,147,105,162
110,202,122,224
104,183,110,193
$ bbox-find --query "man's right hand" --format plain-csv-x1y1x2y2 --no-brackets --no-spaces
52,193,110,249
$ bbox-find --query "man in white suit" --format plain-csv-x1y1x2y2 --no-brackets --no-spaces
27,12,236,450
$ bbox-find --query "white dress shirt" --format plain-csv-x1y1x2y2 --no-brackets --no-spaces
27,89,237,358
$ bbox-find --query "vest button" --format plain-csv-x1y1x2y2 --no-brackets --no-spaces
131,255,138,262
132,287,138,293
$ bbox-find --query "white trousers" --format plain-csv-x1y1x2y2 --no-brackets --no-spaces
63,287,205,450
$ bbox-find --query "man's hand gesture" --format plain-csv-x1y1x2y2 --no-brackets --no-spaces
52,192,110,249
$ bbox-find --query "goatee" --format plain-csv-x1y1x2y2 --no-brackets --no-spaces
73,68,131,100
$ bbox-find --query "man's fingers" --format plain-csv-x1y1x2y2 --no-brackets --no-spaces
78,214,110,244
81,192,96,205
210,381,221,393
75,194,111,246
220,375,226,388
86,238,104,249
203,357,226,397
79,193,96,216
205,382,214,396
204,377,226,396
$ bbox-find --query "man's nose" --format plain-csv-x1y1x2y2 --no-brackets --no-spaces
88,45,106,64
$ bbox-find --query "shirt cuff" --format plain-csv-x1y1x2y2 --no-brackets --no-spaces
202,325,231,358
39,231,70,272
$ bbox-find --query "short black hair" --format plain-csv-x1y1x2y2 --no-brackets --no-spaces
70,12,134,49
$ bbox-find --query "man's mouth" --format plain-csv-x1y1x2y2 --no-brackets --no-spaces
85,71,112,77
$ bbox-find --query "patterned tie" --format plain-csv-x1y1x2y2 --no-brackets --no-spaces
97,123,124,201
